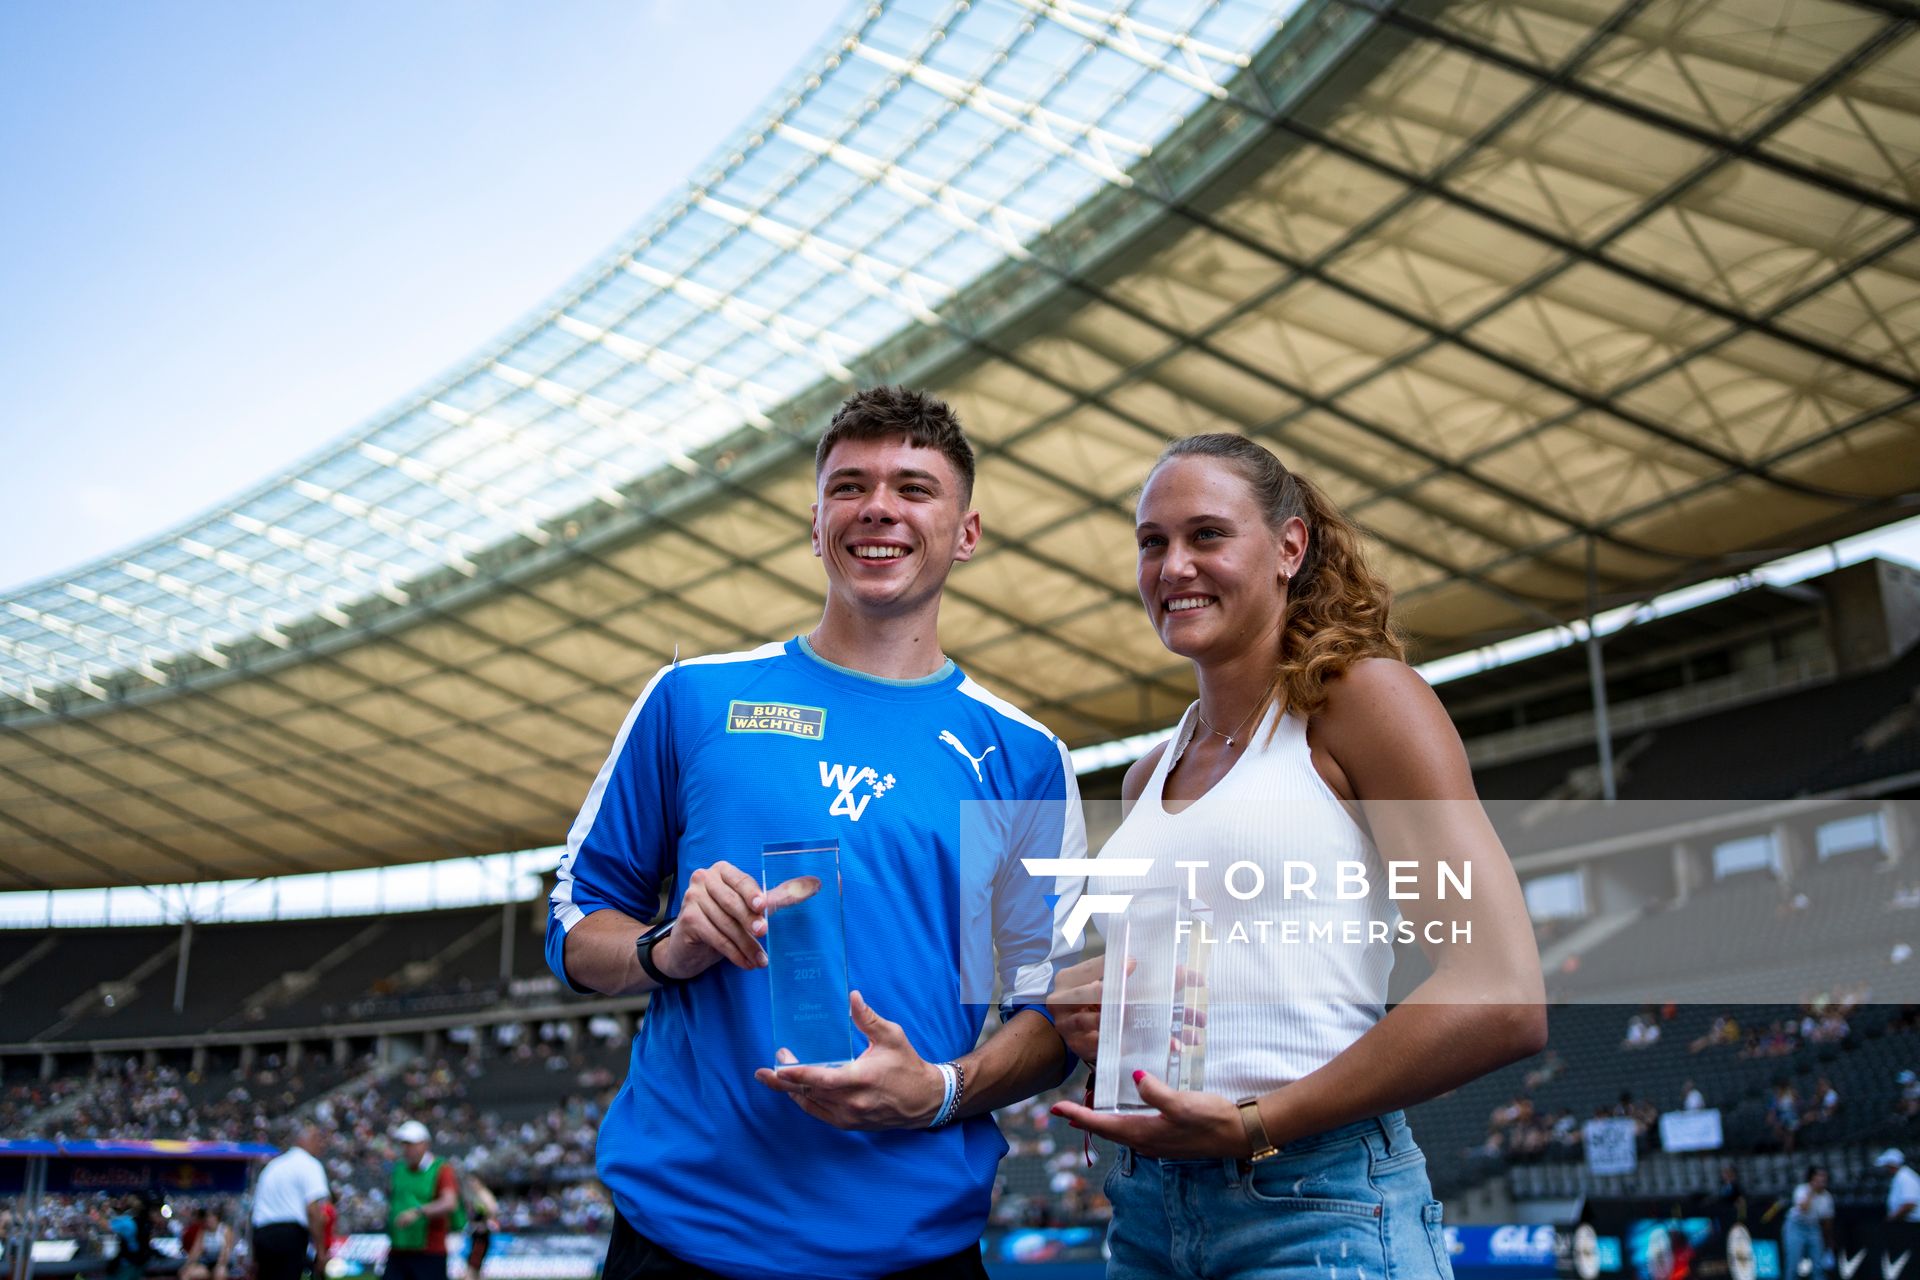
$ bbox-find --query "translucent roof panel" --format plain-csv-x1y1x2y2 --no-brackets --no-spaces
0,0,1288,712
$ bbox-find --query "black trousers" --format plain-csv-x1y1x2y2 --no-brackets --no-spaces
251,1223,310,1280
384,1251,449,1280
604,1210,989,1280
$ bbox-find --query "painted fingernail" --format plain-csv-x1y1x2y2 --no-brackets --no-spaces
1133,1070,1145,1084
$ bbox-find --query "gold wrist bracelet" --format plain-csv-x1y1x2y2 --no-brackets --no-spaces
1237,1097,1278,1163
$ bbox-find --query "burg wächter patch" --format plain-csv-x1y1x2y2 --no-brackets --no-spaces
725,700,826,739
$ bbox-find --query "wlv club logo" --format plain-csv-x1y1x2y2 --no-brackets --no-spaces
818,761,894,822
1021,857,1153,945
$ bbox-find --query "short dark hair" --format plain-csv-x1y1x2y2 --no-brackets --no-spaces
814,386,976,504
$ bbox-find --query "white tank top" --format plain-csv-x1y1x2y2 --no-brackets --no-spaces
1096,700,1396,1100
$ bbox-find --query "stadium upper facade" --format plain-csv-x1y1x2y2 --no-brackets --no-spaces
3,0,1916,890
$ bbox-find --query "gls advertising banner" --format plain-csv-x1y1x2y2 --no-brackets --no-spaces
1441,1225,1561,1279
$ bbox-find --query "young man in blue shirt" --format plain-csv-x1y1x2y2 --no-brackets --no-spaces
547,386,1085,1279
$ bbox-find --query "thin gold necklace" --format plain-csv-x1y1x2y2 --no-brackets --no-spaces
1194,699,1265,748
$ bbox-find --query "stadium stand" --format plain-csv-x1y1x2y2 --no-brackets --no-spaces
1537,856,1915,1001
1406,997,1920,1210
1473,644,1920,809
0,930,172,1045
0,906,551,1044
12,1055,361,1144
313,1045,626,1233
5,1046,625,1242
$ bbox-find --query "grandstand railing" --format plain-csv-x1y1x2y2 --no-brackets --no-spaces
0,991,647,1065
1503,794,1903,872
1467,655,1836,769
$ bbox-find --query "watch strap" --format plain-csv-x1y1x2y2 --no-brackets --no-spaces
636,919,679,987
1237,1097,1279,1162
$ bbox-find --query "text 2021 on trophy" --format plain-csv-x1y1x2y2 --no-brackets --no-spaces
763,838,853,1067
1093,885,1212,1111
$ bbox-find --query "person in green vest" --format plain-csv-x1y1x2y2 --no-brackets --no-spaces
385,1120,464,1280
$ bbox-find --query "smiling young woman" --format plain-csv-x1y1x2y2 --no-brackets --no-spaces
1048,433,1545,1280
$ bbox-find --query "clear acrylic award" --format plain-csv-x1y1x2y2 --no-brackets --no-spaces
1092,885,1212,1110
762,838,852,1067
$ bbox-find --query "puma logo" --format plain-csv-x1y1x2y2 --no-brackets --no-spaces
938,730,996,781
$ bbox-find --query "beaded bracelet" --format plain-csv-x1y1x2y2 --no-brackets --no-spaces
929,1063,958,1128
931,1061,967,1128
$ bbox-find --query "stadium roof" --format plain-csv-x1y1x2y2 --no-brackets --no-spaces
4,0,1917,890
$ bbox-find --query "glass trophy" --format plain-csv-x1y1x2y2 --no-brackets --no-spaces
762,838,853,1067
1092,885,1213,1111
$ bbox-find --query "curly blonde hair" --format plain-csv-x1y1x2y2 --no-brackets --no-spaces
1151,434,1404,722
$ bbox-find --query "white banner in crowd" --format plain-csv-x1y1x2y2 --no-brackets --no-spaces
1583,1118,1639,1176
1659,1108,1725,1153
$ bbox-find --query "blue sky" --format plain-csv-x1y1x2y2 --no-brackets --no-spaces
0,0,848,591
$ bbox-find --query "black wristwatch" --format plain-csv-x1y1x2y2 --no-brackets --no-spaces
636,919,681,987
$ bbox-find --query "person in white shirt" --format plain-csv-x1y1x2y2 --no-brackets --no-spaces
1683,1080,1705,1111
1879,1149,1920,1221
1784,1166,1834,1280
251,1124,331,1280
1046,433,1545,1280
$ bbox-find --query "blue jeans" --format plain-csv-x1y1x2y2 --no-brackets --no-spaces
1783,1221,1826,1280
1103,1111,1452,1280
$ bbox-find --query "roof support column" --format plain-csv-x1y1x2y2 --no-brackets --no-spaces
498,898,516,986
1673,842,1709,906
1883,801,1911,869
173,917,194,1014
1585,537,1617,804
